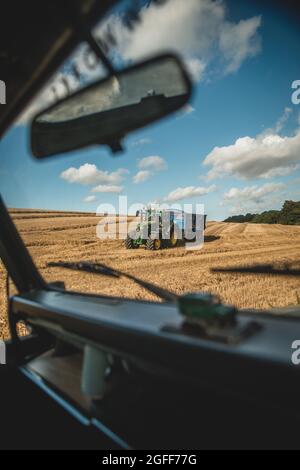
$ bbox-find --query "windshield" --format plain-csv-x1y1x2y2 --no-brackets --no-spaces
1,0,300,340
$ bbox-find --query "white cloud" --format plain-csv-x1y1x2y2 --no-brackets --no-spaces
224,183,285,202
274,107,292,133
223,182,286,214
83,195,97,203
131,138,152,147
260,165,300,179
91,185,123,193
219,16,262,74
138,156,167,172
103,0,262,82
185,58,206,82
165,185,216,203
262,107,292,136
133,170,152,184
204,121,300,180
60,164,128,185
133,156,167,184
181,104,196,115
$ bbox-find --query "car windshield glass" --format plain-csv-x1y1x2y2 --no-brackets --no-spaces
1,0,300,341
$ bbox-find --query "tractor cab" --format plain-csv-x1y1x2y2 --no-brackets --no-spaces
139,208,170,227
139,208,160,223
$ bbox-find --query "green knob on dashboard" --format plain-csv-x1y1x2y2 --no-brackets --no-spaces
178,292,236,327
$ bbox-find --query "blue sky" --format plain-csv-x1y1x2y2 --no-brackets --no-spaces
1,0,300,220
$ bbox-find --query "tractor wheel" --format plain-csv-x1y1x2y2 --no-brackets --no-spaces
167,226,182,248
147,238,162,250
169,231,178,248
125,236,135,249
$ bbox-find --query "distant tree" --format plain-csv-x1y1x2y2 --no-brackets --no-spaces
224,200,300,226
278,200,300,225
224,213,257,223
244,213,257,222
252,210,280,224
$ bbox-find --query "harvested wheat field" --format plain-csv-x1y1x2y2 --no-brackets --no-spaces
1,209,300,339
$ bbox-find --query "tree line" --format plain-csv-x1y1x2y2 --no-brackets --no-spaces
224,200,300,225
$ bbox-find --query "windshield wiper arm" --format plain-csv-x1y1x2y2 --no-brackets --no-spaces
47,261,178,303
212,264,300,277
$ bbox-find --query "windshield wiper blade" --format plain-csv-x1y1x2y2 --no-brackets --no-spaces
47,261,178,303
212,264,300,277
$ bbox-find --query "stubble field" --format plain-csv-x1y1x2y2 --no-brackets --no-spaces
1,209,300,339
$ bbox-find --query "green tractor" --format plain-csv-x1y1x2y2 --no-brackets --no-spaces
125,209,207,251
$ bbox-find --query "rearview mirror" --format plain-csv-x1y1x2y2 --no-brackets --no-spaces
31,54,192,158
